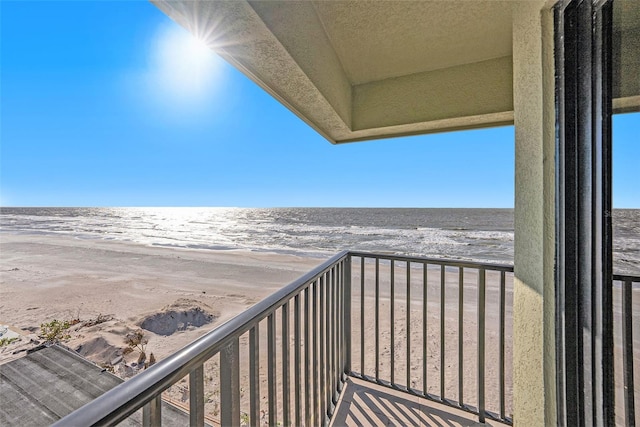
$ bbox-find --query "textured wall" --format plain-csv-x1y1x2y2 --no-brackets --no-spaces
352,56,513,130
512,1,557,426
248,1,353,128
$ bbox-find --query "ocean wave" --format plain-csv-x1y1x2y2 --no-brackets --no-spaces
2,207,638,269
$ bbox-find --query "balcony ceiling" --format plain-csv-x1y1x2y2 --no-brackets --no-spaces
152,0,639,144
301,1,513,86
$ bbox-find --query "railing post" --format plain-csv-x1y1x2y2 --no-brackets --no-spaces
360,257,365,376
249,325,260,427
312,281,320,424
499,271,506,420
622,278,636,427
344,255,352,377
375,258,380,382
440,265,445,401
220,338,240,427
391,260,396,385
143,395,162,427
478,269,486,424
268,313,278,427
458,267,464,407
423,263,428,396
407,261,411,390
305,286,312,425
336,264,343,392
319,274,327,426
325,273,333,417
332,265,341,402
282,303,291,427
294,294,302,426
189,365,205,427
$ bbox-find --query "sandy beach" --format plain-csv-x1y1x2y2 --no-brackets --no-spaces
0,233,513,422
0,234,322,362
1,232,636,425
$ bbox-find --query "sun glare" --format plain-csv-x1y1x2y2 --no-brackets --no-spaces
186,36,212,60
147,24,223,105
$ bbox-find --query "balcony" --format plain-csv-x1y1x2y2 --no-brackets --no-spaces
52,252,638,426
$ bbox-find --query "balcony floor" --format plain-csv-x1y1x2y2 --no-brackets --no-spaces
331,377,510,427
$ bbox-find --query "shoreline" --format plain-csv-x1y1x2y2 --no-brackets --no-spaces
0,229,336,260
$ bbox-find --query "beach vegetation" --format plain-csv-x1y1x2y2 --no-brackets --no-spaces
99,362,115,374
0,337,19,347
39,319,71,343
240,412,249,426
83,313,112,327
124,329,148,361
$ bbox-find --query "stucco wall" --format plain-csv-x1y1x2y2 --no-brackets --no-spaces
512,1,557,425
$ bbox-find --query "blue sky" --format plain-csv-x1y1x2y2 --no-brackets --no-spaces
1,1,637,208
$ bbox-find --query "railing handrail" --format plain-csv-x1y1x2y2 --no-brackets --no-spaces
613,273,640,282
52,250,350,427
348,250,514,272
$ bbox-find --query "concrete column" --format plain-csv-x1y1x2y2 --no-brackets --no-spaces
512,1,557,425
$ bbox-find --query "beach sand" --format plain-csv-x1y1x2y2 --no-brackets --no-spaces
1,233,636,425
0,233,322,361
0,233,514,423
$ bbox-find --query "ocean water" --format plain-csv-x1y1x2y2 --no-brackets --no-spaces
1,207,638,274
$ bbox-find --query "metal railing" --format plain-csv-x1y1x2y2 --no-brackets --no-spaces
53,251,351,427
347,252,514,424
614,273,639,427
52,250,637,427
52,251,512,426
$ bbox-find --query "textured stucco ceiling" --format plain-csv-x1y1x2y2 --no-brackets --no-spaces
312,1,513,85
151,0,638,144
613,0,640,111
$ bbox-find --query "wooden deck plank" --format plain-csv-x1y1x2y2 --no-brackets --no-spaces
0,345,197,426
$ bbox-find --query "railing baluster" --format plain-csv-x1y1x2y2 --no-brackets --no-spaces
622,278,636,427
294,294,301,426
189,365,204,427
282,303,290,427
361,257,365,376
330,267,337,404
267,314,277,427
325,271,332,417
333,263,342,404
423,263,428,396
142,395,162,427
337,262,343,391
304,286,311,425
407,261,411,390
499,271,506,420
478,269,486,424
312,281,319,424
249,325,260,427
459,267,464,407
375,258,380,382
391,259,395,385
440,265,445,401
345,256,352,379
319,274,327,426
220,338,240,427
